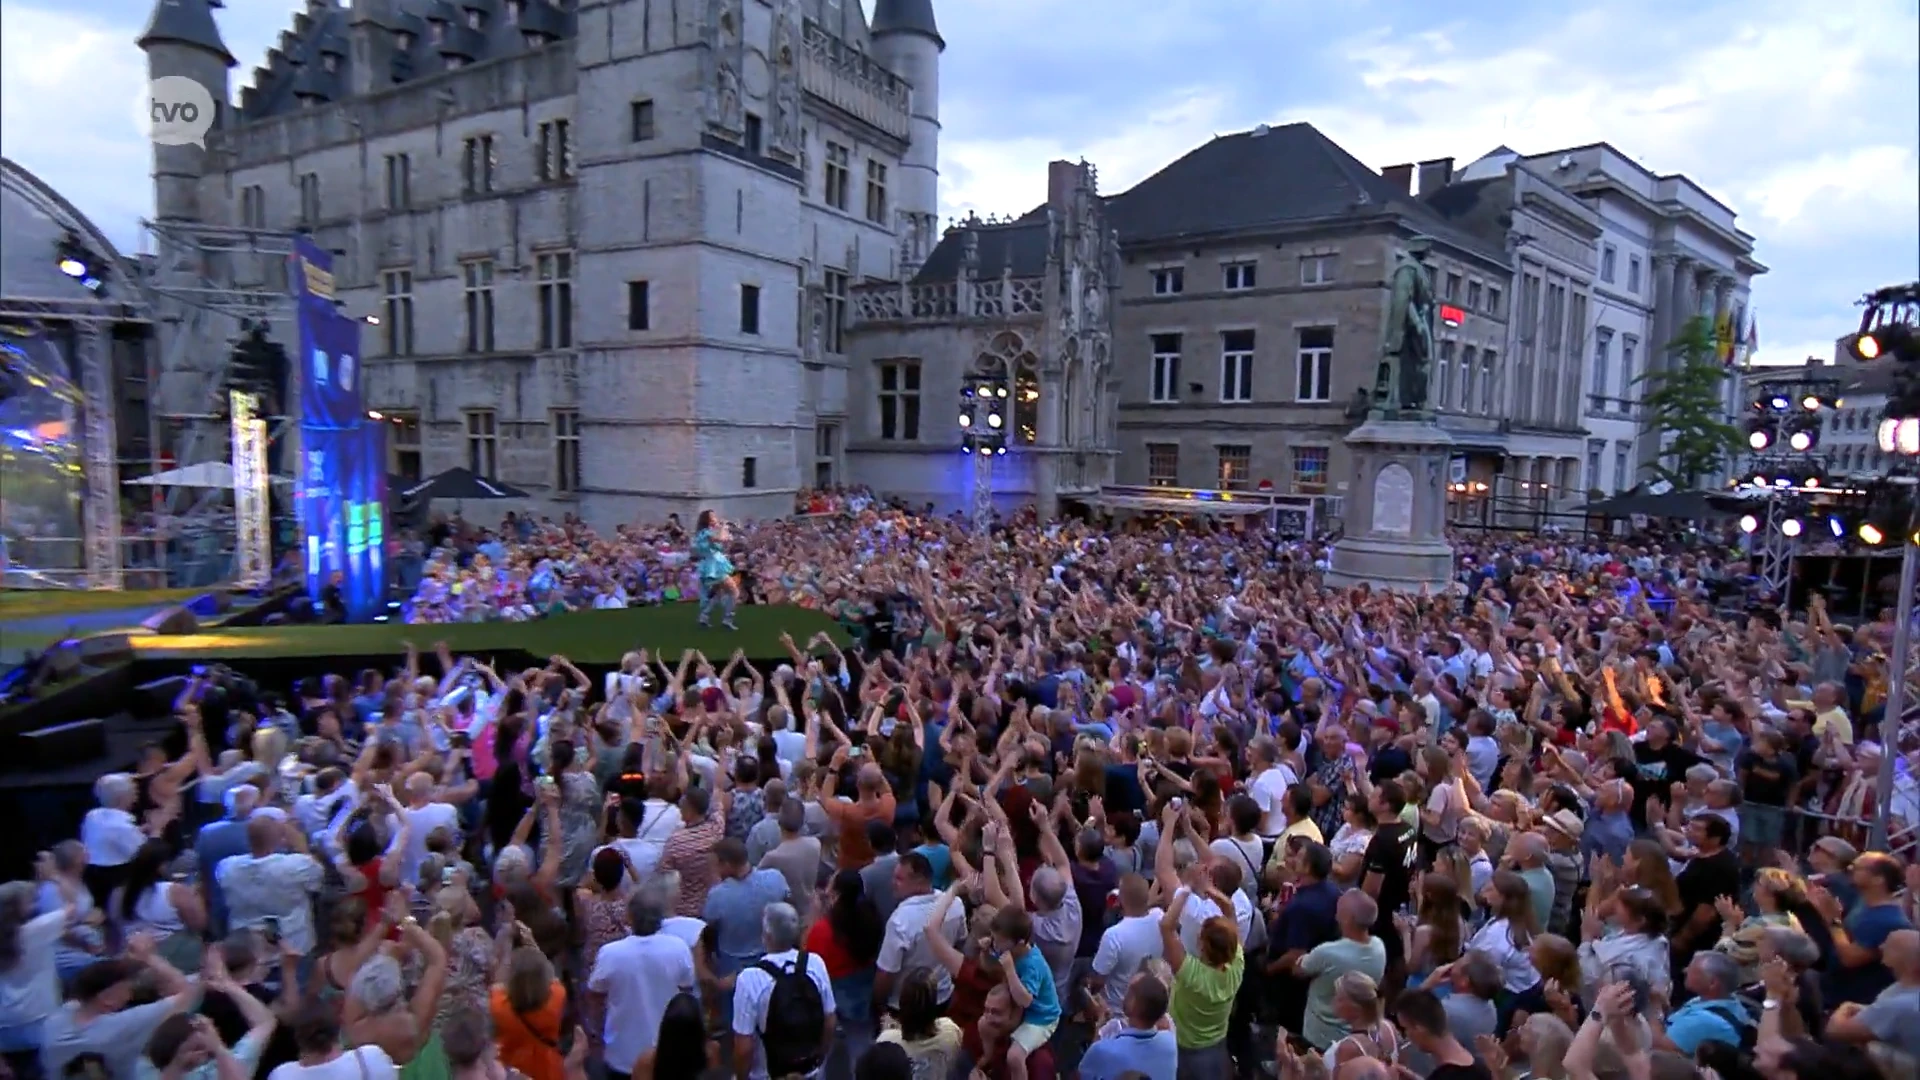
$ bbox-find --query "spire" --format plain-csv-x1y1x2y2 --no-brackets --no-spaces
138,0,237,66
870,0,942,48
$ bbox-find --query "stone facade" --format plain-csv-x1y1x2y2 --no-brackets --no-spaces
138,0,998,528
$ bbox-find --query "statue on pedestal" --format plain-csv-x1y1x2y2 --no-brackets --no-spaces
1373,237,1437,414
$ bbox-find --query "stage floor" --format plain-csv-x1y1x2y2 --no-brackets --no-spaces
0,589,212,663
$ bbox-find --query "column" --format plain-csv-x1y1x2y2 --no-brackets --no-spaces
1670,257,1697,367
75,322,124,590
1649,254,1677,374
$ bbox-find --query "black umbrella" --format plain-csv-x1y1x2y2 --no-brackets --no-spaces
402,467,529,501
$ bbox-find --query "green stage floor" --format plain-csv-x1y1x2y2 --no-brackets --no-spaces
0,588,208,618
124,602,845,666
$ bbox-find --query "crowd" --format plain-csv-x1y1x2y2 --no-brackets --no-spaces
1,501,1919,1080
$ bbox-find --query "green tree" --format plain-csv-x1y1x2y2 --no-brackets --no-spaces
1633,315,1744,488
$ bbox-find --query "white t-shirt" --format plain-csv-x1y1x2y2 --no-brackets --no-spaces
269,1047,399,1080
398,801,461,886
1174,887,1253,956
877,892,967,1005
588,932,698,1070
1467,918,1541,994
1248,764,1299,837
1089,910,1166,1014
81,807,145,868
731,948,836,1080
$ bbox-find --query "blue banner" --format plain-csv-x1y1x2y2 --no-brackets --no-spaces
291,238,363,431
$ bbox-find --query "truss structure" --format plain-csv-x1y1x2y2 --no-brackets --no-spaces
230,391,270,589
140,219,299,515
970,446,993,533
1753,493,1795,600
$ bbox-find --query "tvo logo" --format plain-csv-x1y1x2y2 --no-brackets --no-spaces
139,77,217,148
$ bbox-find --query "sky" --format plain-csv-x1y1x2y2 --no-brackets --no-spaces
2,0,1915,370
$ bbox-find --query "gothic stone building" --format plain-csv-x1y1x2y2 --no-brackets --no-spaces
141,0,1098,527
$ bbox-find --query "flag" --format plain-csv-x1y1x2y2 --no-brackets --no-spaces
1725,304,1746,365
1714,307,1734,363
1747,315,1759,357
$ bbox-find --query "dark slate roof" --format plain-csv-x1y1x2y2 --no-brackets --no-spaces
1418,176,1510,250
870,0,942,47
137,0,236,66
1103,122,1507,265
913,220,1048,284
240,0,575,121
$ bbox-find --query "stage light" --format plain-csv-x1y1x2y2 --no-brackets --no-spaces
958,412,972,428
1780,518,1804,538
57,256,86,278
364,314,380,325
987,412,1003,429
1860,522,1887,545
1768,395,1791,411
1746,419,1773,450
995,446,1007,455
1854,332,1881,360
1801,394,1823,411
996,386,1008,399
1880,417,1920,456
1828,515,1847,538
368,410,384,420
1788,429,1816,452
1739,514,1759,534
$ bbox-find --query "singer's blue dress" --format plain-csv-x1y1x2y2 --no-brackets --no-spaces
692,526,734,585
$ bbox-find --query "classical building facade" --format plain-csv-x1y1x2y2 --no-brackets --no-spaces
137,0,996,527
1101,123,1511,509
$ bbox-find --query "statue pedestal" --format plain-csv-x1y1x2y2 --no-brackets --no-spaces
1326,415,1456,592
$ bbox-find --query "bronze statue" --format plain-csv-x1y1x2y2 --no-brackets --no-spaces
1374,237,1437,414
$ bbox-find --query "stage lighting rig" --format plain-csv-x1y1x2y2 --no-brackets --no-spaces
1847,282,1920,364
54,232,105,294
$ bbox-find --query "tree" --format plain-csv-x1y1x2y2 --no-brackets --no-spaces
1633,315,1744,488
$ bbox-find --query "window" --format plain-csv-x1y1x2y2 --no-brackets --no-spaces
1149,333,1181,403
1216,445,1252,491
627,280,650,331
1291,446,1330,494
1436,340,1455,408
741,456,758,488
465,409,498,476
814,423,838,487
865,159,888,224
1485,286,1502,315
381,270,415,355
1479,349,1497,413
823,271,848,353
537,119,573,181
1619,336,1637,401
1460,346,1477,412
1151,267,1184,295
1146,443,1179,487
463,260,495,353
388,411,422,482
1295,326,1333,402
824,142,851,211
878,361,921,440
1466,280,1482,310
1587,444,1603,491
739,283,761,335
462,135,495,194
1223,262,1256,290
744,113,763,155
1219,330,1254,403
552,409,581,493
1613,443,1631,493
298,173,320,225
1445,272,1462,302
504,0,522,23
239,185,266,229
536,252,573,350
1627,256,1642,293
1600,245,1617,283
631,99,656,141
384,153,410,209
1300,254,1336,286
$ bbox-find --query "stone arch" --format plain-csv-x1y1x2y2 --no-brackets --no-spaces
973,329,1040,445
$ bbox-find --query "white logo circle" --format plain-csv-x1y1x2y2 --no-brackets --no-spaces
139,76,218,148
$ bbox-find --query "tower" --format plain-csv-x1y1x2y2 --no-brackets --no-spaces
137,0,236,223
868,0,942,273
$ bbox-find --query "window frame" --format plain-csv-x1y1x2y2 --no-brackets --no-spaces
1219,329,1255,404
462,259,496,353
1295,326,1334,402
1149,333,1181,404
536,251,574,350
877,360,922,441
1146,442,1179,487
552,408,582,494
464,408,498,477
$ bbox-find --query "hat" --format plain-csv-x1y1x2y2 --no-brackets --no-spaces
1542,809,1584,841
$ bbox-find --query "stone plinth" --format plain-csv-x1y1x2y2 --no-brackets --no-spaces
1326,416,1456,591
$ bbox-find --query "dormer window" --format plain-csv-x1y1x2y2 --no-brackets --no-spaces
446,55,467,68
428,20,445,44
396,30,414,50
505,1,522,24
466,10,485,30
322,53,340,72
523,31,547,48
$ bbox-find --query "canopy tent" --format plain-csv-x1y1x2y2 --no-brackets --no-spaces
402,467,529,501
1577,489,1743,520
127,461,290,489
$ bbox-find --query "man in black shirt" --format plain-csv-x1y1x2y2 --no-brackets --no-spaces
1630,718,1703,827
1361,779,1416,975
1396,989,1494,1080
1736,728,1799,853
1671,814,1741,966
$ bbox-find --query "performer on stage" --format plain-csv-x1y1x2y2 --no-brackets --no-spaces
692,509,738,630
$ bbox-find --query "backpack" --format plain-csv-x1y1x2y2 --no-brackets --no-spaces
756,949,827,1078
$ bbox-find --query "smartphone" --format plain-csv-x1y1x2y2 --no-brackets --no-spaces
441,866,457,886
262,917,280,946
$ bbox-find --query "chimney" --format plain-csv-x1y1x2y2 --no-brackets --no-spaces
1047,160,1079,211
1416,157,1455,195
1381,163,1414,195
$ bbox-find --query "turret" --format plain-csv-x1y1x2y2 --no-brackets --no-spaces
137,0,236,223
868,0,942,273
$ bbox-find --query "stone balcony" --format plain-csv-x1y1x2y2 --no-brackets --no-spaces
801,21,910,141
852,275,1048,326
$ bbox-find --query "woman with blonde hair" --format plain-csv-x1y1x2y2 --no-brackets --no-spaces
343,908,450,1077
489,946,565,1080
1327,971,1399,1070
1523,934,1583,1026
1469,871,1542,1026
1596,839,1682,924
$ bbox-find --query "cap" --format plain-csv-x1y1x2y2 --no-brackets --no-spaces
1543,809,1584,840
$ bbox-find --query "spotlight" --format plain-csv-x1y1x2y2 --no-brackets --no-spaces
1787,429,1816,452
996,386,1008,399
1768,395,1791,411
1745,420,1773,451
987,413,1003,429
1860,522,1886,545
1827,515,1847,538
1801,394,1823,411
995,446,1007,455
961,444,973,454
1739,514,1760,534
1880,417,1920,456
57,256,86,278
1780,518,1804,538
1854,332,1882,360
958,413,972,428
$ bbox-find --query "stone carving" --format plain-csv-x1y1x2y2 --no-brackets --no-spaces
1373,237,1437,414
706,0,745,134
769,0,801,157
1373,462,1415,537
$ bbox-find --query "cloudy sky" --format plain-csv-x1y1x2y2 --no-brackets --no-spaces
4,0,1914,367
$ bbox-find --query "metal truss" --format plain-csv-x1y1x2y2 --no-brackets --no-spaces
1753,493,1795,599
140,219,299,512
970,446,993,533
229,391,270,589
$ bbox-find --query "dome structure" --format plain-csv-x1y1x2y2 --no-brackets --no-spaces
0,157,145,313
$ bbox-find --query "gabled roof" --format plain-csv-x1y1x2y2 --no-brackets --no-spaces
913,220,1048,284
137,0,236,66
1103,122,1507,265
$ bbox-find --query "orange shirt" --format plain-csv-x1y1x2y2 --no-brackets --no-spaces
490,981,567,1080
824,792,897,870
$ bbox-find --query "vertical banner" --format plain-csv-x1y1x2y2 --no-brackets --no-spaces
291,237,383,618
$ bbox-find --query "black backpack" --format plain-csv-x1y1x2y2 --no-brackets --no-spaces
756,949,827,1078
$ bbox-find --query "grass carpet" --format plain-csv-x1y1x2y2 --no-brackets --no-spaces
124,602,846,666
0,588,210,617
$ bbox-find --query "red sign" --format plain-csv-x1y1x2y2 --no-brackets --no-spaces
1439,304,1467,327
1257,478,1274,492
